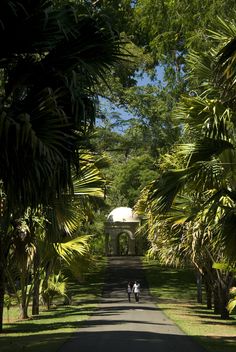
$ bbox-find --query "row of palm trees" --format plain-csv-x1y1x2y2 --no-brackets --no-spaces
0,0,123,332
4,158,106,320
135,17,236,319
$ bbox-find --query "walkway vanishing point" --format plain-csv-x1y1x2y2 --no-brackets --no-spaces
58,256,206,352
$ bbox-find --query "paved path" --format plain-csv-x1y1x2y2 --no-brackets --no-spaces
58,257,206,352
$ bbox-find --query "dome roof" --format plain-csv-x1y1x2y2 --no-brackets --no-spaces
107,207,140,222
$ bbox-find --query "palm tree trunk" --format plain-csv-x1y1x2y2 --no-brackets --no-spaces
217,272,233,320
213,285,220,314
218,282,230,319
0,246,5,332
32,250,40,316
0,228,10,332
47,297,51,311
19,274,29,320
32,280,40,316
41,261,53,309
20,305,29,320
204,279,212,309
196,271,202,303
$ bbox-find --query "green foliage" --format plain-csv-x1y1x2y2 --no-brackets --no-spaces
54,236,90,264
0,0,123,209
3,294,13,323
144,260,236,352
41,272,67,309
227,287,236,313
110,154,158,207
3,294,12,311
138,17,236,259
133,0,236,64
1,258,107,351
212,263,236,271
118,233,129,255
134,17,236,321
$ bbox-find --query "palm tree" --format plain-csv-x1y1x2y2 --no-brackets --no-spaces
0,0,123,208
136,18,236,319
5,152,107,319
0,0,123,331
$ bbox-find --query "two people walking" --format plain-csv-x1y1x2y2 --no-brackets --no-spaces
127,281,140,302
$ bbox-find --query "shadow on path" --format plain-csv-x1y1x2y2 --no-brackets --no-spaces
57,256,207,352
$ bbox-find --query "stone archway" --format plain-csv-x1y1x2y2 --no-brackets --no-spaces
118,231,130,255
104,207,140,256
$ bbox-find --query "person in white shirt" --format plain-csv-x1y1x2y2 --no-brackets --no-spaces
132,281,140,302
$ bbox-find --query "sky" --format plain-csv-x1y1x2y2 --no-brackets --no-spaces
98,66,165,133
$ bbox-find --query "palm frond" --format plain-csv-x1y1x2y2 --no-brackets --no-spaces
186,138,234,166
147,157,229,214
186,50,215,92
166,194,200,225
227,298,236,313
147,169,188,213
176,96,233,133
215,209,236,260
0,1,123,209
208,17,236,45
73,165,105,198
212,18,236,100
54,235,90,264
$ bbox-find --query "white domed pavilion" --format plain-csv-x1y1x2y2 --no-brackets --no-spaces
107,207,140,223
105,207,140,256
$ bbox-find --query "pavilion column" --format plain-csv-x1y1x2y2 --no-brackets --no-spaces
105,233,109,255
110,233,118,255
128,236,135,255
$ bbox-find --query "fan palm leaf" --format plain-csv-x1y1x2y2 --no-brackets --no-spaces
187,50,215,84
72,165,105,197
0,0,124,210
176,96,235,136
53,236,90,264
210,18,236,101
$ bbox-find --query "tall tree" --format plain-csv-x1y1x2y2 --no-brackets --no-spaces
135,18,236,319
0,0,123,331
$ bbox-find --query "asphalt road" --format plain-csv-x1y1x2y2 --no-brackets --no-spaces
57,256,206,352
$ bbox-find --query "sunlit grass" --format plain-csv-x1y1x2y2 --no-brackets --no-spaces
143,258,236,352
3,257,235,352
1,258,107,352
1,303,95,352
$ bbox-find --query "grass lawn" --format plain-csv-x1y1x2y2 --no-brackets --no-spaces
2,257,235,352
0,258,107,352
143,259,236,352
